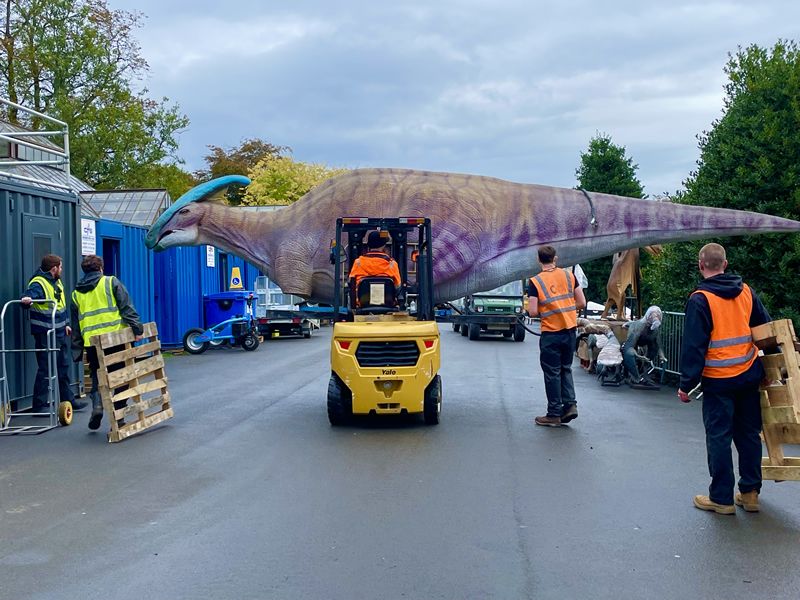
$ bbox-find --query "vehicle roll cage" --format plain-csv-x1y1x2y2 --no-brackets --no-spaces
331,217,435,321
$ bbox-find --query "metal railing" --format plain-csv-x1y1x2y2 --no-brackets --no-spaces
658,311,685,377
0,97,72,192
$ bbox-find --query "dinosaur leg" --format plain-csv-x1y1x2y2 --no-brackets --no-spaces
614,291,625,320
600,298,613,319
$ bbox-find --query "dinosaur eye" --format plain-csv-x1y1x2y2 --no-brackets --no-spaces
178,208,190,214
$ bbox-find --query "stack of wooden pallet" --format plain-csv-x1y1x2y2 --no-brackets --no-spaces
89,322,173,443
752,319,800,481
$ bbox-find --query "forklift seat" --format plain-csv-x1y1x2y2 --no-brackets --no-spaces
355,277,398,314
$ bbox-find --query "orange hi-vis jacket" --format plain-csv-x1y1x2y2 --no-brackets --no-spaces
693,284,758,378
530,269,578,332
349,252,402,288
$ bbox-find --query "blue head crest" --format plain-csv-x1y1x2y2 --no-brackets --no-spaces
145,175,251,249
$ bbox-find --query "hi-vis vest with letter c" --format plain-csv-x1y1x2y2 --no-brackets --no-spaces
28,275,68,332
693,285,758,378
530,269,578,332
72,276,126,343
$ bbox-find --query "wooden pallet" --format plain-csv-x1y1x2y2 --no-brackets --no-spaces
89,322,173,443
82,356,92,394
752,319,800,480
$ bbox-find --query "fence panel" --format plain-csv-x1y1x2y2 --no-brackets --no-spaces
659,311,685,377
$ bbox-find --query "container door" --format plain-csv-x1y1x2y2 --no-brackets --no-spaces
23,214,63,276
102,238,121,276
218,252,229,291
19,214,64,406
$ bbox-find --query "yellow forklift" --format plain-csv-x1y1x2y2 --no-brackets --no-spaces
327,217,441,425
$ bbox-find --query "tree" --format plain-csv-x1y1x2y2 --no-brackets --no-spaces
0,0,188,189
123,162,197,203
195,138,287,205
575,134,645,199
243,155,348,206
646,41,800,321
641,192,703,312
574,133,645,305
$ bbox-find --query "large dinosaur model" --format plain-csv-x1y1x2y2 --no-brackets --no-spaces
145,168,800,304
600,245,662,320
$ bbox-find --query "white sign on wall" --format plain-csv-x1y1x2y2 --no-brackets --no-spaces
206,245,216,268
81,219,96,256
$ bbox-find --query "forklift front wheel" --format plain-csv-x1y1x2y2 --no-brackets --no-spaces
58,401,73,426
183,328,210,354
241,333,260,351
468,323,481,341
452,322,460,333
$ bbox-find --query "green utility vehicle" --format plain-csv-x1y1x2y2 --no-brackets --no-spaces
452,281,526,341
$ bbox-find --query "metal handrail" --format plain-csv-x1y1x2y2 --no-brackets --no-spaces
0,97,72,192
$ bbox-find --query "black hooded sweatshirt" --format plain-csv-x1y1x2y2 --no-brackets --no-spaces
70,271,143,358
679,273,770,392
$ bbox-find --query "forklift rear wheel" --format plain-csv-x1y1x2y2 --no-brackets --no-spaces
513,323,526,342
468,323,481,340
58,401,73,426
241,333,260,351
423,374,442,425
452,323,460,333
460,324,468,337
183,328,209,354
327,373,352,426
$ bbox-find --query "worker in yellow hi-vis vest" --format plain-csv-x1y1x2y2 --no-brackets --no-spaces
21,254,86,414
71,255,143,431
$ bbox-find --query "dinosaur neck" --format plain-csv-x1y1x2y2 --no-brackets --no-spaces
200,203,276,273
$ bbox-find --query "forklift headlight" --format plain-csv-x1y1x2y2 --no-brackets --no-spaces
515,306,522,313
476,306,484,313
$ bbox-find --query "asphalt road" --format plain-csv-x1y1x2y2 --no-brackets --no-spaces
1,325,799,600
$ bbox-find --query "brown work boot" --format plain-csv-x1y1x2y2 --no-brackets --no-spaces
561,404,578,423
693,495,735,515
534,415,563,427
735,490,760,512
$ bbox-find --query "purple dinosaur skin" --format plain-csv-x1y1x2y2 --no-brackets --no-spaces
148,168,800,303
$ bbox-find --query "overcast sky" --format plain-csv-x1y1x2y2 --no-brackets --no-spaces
112,1,798,196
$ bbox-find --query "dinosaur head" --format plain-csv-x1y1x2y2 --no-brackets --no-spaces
145,175,251,251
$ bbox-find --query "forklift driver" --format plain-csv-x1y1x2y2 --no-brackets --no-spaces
348,230,402,306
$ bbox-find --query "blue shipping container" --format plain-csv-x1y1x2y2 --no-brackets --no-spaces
90,219,155,325
153,245,263,347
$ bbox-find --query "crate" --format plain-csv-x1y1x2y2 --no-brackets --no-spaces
89,322,173,443
751,319,800,480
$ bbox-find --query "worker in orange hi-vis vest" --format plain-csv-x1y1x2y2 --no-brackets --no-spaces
348,230,402,306
527,245,586,427
678,243,771,516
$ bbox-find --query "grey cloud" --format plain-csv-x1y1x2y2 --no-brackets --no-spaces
114,0,799,195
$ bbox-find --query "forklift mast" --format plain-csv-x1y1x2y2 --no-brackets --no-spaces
331,217,434,321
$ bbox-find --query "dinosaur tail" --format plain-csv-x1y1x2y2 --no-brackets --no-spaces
561,191,800,263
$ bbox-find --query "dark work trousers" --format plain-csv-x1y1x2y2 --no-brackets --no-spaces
701,365,763,505
31,331,74,410
539,328,577,417
86,345,128,418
